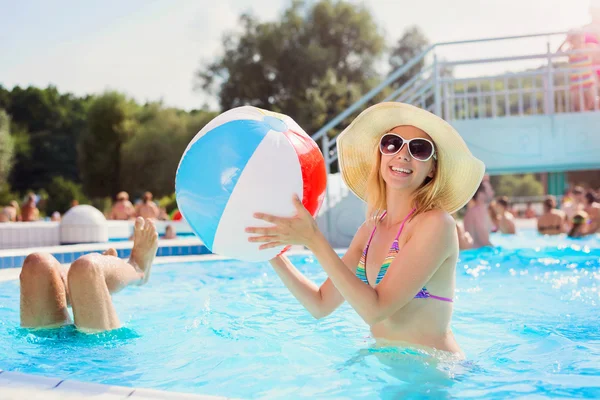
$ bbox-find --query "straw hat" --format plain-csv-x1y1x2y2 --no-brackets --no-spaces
336,102,485,214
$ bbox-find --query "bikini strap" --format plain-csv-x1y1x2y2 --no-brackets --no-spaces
394,207,417,240
366,211,387,248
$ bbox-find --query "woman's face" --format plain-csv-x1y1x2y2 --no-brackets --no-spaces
378,125,436,194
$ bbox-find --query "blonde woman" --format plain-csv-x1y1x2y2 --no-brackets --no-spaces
246,103,484,356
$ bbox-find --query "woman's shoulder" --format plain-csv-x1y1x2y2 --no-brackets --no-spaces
413,208,455,230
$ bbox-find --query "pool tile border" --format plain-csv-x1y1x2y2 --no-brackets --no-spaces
0,238,212,269
0,370,234,399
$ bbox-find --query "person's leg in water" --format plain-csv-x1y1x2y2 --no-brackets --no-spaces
20,217,158,332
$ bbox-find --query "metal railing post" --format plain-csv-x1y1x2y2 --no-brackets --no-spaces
434,54,442,116
546,41,555,115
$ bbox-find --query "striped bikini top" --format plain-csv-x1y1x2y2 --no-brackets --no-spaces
355,209,453,303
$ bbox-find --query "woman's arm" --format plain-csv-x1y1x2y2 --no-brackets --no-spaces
307,211,456,326
268,222,369,319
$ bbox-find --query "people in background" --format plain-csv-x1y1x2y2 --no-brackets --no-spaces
558,29,599,111
568,211,592,238
50,211,61,222
110,191,136,220
0,208,11,222
494,197,516,234
562,186,585,224
20,194,39,222
537,196,567,235
524,201,537,218
158,207,169,221
584,190,600,233
487,200,499,233
4,200,20,221
136,191,160,219
456,220,473,250
463,184,493,248
164,224,177,239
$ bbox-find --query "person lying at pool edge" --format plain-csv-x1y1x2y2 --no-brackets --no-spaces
246,102,484,356
19,217,158,333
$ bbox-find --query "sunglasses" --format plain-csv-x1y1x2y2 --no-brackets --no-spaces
379,133,436,162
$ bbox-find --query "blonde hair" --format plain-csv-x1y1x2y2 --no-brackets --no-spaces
364,142,443,223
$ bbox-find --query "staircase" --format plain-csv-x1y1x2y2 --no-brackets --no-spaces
314,31,600,246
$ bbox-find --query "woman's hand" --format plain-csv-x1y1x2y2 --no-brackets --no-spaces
246,195,320,250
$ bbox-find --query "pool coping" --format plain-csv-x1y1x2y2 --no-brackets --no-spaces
0,248,328,399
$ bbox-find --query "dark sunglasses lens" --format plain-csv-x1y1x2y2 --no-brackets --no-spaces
409,139,434,160
380,135,404,155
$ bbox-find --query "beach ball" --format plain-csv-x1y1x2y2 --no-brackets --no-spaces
175,106,327,262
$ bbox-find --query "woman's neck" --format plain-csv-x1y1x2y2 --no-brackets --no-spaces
383,189,416,227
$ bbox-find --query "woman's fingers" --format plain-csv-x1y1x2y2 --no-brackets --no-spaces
259,242,283,250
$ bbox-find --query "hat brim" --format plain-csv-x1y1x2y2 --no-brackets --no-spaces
336,102,485,214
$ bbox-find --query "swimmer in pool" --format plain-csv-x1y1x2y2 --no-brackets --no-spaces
19,217,158,333
246,103,484,356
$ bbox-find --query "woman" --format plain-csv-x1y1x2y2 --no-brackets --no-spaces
537,196,567,235
568,211,592,238
246,103,484,356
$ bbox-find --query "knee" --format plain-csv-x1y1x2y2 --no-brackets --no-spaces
20,253,59,283
67,255,104,287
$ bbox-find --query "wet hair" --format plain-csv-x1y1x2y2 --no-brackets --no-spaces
585,191,598,205
543,196,556,212
568,211,588,237
496,196,509,208
472,184,485,201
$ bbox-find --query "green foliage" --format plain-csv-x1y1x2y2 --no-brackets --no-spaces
495,174,544,197
158,193,178,214
90,197,113,217
197,0,386,136
78,91,138,198
4,85,92,191
120,104,217,198
0,183,17,206
0,110,14,185
388,26,429,89
44,177,88,214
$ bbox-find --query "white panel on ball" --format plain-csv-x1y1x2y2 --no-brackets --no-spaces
182,106,264,156
212,129,304,262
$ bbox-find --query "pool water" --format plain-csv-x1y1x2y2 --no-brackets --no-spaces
1,233,599,399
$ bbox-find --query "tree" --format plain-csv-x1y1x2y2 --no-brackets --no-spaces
5,86,92,192
120,104,217,197
388,26,429,89
78,92,137,198
495,174,544,197
197,0,385,136
0,110,14,185
45,176,88,214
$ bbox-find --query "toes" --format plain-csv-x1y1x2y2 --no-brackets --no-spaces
135,217,145,231
103,248,117,257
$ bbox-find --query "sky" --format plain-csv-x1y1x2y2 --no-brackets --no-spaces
0,0,594,110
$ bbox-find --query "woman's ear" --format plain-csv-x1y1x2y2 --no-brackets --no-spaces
427,161,436,179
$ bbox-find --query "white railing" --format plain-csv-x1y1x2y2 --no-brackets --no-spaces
313,30,598,235
442,47,600,120
313,30,600,174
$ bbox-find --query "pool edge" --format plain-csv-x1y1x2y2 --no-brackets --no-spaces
0,369,236,399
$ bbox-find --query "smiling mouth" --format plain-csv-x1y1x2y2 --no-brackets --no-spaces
390,166,413,175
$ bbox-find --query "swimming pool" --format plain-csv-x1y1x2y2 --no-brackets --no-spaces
1,233,599,398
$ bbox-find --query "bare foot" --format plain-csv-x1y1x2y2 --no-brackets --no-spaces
129,217,158,285
102,248,118,257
